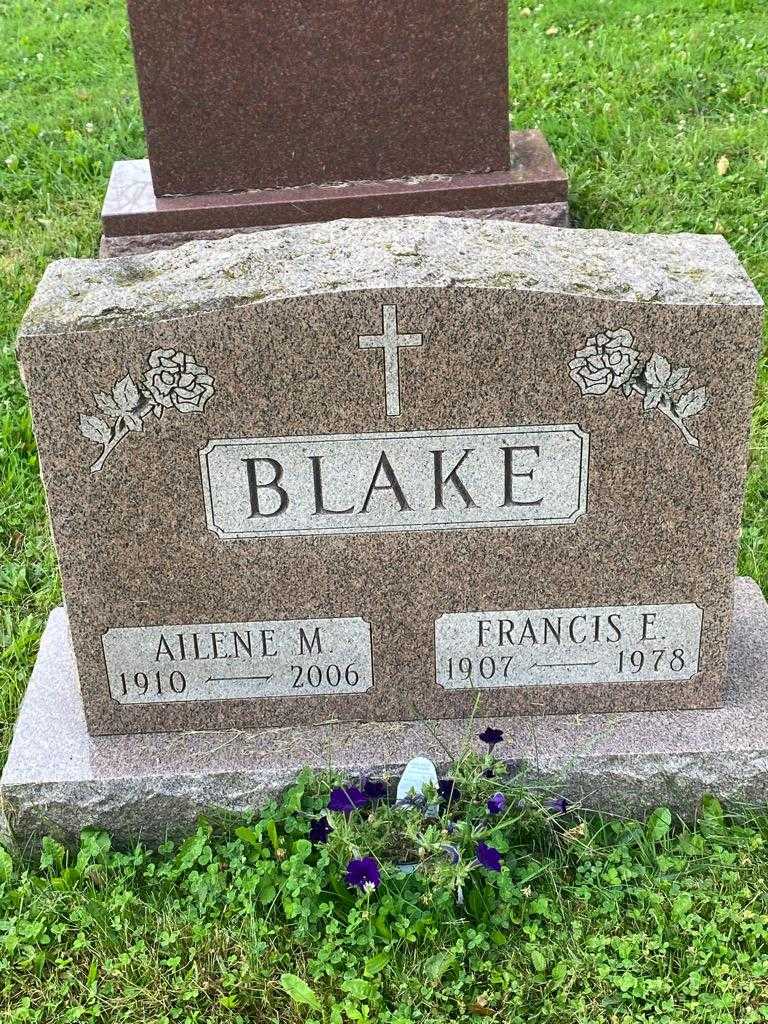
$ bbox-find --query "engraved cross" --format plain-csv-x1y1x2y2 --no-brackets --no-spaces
358,304,422,417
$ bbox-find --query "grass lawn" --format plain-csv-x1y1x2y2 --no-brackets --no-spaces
2,765,768,1024
1,0,768,1020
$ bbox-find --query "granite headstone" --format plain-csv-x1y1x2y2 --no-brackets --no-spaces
17,217,763,738
100,1,568,255
129,0,511,196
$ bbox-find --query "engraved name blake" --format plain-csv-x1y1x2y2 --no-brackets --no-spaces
200,425,589,539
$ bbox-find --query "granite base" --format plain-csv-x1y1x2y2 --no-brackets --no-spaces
99,202,570,258
99,130,568,257
3,577,767,851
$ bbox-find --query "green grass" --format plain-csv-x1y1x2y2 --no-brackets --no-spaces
0,0,143,767
1,1,768,1019
2,768,768,1024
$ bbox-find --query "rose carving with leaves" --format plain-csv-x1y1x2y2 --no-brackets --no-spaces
569,328,708,448
79,348,216,473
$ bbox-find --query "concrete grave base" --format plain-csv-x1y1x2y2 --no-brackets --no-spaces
2,577,768,850
99,130,568,257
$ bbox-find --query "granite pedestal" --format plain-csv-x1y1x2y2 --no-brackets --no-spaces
2,577,767,850
127,0,513,197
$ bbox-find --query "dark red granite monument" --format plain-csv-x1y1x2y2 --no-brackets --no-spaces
100,0,569,255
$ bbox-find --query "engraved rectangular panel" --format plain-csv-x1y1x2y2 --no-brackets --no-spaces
200,425,589,539
103,618,373,704
436,604,702,689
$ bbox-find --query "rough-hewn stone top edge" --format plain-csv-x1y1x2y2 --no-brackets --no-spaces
20,217,763,336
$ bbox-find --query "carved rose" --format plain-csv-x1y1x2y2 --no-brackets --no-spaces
568,329,640,396
566,327,708,450
80,347,218,473
142,349,215,413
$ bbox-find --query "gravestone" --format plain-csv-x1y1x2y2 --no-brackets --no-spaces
4,216,767,845
15,215,763,735
100,1,568,256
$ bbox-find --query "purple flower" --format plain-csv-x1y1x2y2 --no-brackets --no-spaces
345,856,381,892
308,816,332,844
438,779,461,803
328,786,368,813
476,842,502,873
549,796,569,815
362,779,387,800
487,792,507,815
479,727,504,752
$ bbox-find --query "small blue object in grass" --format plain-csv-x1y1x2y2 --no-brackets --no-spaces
487,792,506,815
308,816,332,844
476,842,503,872
549,796,569,815
345,856,381,891
478,726,504,751
396,863,418,875
328,786,368,813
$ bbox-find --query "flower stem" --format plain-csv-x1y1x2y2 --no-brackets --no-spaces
631,384,699,449
90,399,155,473
656,398,700,449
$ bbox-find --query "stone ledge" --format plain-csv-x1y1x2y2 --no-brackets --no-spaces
98,202,571,259
2,577,767,849
99,130,567,240
21,215,762,339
